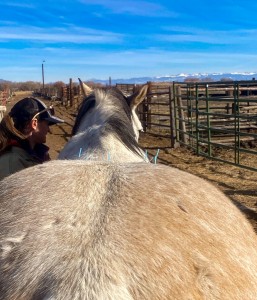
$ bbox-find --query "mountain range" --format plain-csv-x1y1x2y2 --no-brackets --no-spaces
1,72,257,84
94,72,257,85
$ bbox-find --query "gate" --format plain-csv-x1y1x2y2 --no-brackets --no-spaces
117,80,257,172
173,81,257,172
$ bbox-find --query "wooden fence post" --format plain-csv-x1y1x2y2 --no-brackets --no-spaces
169,86,179,148
66,85,70,106
176,85,188,144
0,105,6,121
72,85,78,109
69,78,73,107
141,81,151,131
138,83,148,132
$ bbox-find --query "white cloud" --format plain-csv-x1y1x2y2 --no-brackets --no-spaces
78,0,178,17
1,1,35,8
158,26,257,45
0,26,123,44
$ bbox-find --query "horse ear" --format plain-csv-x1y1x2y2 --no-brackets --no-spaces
78,78,93,97
127,84,148,109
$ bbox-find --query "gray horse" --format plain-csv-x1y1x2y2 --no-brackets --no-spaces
58,79,148,162
0,81,257,300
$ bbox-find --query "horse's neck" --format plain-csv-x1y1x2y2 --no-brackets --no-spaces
59,129,146,163
81,135,145,162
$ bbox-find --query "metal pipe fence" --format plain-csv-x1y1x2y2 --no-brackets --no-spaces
117,80,257,172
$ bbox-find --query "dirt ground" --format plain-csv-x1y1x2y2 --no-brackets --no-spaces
6,91,257,233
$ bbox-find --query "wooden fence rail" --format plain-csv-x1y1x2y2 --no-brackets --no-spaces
0,89,12,106
0,89,12,121
36,78,84,109
0,106,6,122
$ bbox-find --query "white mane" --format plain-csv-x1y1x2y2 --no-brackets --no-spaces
58,82,148,162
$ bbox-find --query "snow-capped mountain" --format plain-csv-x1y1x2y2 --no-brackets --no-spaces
1,72,257,85
91,72,257,85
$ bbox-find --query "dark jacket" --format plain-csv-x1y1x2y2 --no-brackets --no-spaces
0,140,50,181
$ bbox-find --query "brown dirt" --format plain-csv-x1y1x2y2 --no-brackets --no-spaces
6,92,257,233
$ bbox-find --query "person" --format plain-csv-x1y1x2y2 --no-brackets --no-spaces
0,97,64,181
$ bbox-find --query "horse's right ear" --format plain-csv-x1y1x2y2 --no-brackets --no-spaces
127,85,148,109
78,78,93,97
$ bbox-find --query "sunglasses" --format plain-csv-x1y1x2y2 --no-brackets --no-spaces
32,106,55,120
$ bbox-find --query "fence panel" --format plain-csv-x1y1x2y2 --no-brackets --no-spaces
117,80,257,172
178,81,257,172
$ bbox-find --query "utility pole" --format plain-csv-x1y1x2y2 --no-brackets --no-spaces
42,60,45,95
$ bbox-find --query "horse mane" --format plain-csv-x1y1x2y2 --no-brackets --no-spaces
72,94,96,136
72,87,143,157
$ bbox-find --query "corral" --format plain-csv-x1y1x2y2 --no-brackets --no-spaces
4,88,257,235
39,79,257,171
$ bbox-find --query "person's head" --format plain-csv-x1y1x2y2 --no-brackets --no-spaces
0,97,64,150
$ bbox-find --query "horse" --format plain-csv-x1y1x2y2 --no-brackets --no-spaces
0,80,257,300
58,79,148,162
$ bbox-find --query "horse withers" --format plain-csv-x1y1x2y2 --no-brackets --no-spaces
0,81,257,299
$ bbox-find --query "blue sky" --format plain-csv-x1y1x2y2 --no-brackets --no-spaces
1,0,257,83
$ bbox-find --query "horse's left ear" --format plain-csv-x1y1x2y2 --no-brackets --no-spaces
127,85,148,109
78,78,93,97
